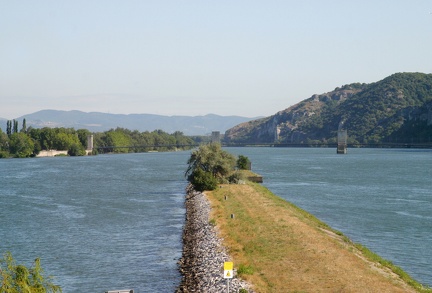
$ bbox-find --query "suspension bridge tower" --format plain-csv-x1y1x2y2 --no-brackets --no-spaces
337,121,347,154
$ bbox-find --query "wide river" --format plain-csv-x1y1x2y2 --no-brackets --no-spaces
0,147,431,292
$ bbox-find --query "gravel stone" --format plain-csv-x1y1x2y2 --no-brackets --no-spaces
177,185,253,293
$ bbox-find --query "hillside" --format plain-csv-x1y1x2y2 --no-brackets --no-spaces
225,72,432,144
1,110,259,136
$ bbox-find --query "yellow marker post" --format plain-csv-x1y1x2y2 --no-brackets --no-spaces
224,262,233,292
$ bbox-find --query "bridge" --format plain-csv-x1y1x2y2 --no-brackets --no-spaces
94,141,432,151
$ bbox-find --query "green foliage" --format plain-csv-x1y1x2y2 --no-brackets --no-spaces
21,119,27,133
188,167,218,191
186,143,236,181
6,120,12,136
104,128,132,153
0,130,9,153
76,129,91,147
53,132,78,151
228,171,246,184
12,120,18,134
9,133,35,158
67,143,86,156
95,128,195,153
237,264,254,276
185,143,237,191
3,121,196,158
0,252,62,292
237,155,251,170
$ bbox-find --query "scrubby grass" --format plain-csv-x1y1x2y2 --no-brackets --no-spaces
206,182,430,293
354,243,431,292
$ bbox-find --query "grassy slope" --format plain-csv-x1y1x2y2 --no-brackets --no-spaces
206,182,430,293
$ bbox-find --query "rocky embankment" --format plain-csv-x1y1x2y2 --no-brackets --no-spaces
177,186,253,292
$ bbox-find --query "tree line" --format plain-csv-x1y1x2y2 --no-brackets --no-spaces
0,119,197,158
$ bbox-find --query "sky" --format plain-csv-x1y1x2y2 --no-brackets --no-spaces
1,1,431,119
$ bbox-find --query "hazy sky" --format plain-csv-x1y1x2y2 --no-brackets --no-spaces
1,1,431,119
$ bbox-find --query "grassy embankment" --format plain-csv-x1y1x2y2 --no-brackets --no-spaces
206,180,431,293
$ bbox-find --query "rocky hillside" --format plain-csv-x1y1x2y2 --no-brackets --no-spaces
225,72,432,144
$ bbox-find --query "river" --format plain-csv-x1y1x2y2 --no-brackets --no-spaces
227,147,432,287
0,147,431,291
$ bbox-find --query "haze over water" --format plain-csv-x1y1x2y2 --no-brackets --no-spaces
1,147,431,291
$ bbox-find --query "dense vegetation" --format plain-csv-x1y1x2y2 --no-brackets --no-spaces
0,119,196,158
185,143,249,191
0,252,62,292
224,72,432,145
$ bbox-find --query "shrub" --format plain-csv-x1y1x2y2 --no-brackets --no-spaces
189,167,218,191
186,143,236,182
68,143,86,156
0,252,62,292
186,143,237,190
237,155,251,170
228,171,246,184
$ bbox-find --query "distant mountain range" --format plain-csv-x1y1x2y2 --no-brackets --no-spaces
225,72,432,144
0,110,261,136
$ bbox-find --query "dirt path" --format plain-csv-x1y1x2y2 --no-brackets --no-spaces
206,183,417,293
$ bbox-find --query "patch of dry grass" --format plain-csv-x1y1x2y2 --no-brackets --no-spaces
206,182,428,293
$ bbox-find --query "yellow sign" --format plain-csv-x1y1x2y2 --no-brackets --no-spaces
224,262,233,279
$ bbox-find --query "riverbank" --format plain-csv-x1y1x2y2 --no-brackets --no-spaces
201,182,428,292
177,185,253,292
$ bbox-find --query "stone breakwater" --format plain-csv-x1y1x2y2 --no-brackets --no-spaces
177,186,253,292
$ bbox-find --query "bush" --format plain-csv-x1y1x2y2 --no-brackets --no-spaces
228,171,246,184
0,252,62,292
237,155,251,170
188,167,218,191
186,143,236,182
68,143,86,156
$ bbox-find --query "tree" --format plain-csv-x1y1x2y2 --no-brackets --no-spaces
52,132,79,151
13,120,18,134
0,252,62,292
76,129,91,148
68,143,86,156
39,128,56,150
20,118,27,133
0,129,10,158
187,167,218,192
9,133,35,158
6,120,12,136
185,143,236,190
104,129,132,153
237,155,251,170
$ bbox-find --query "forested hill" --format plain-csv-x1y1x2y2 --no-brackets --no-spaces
224,72,432,145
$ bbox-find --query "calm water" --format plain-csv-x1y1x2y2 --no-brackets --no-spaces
1,148,432,291
227,147,432,287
